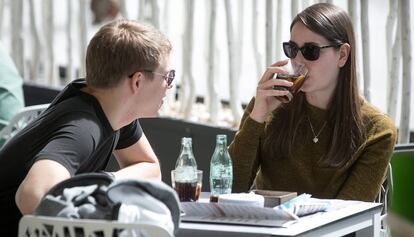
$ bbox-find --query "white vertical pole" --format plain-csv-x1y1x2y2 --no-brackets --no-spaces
163,0,177,114
151,0,160,29
386,0,398,76
399,0,412,143
275,0,283,60
180,0,195,119
11,0,24,78
79,0,87,78
163,0,170,34
265,0,273,66
252,0,263,80
360,0,371,101
291,0,300,20
207,0,219,124
66,0,73,83
140,0,153,23
348,0,363,90
138,0,146,21
236,1,244,70
0,0,4,38
302,0,310,9
120,0,128,19
386,0,399,119
387,1,401,120
44,0,56,85
28,0,43,81
224,0,242,124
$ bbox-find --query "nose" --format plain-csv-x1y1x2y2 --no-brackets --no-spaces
291,56,307,75
293,49,306,63
292,52,308,69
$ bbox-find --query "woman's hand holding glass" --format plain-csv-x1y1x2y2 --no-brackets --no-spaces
250,59,293,123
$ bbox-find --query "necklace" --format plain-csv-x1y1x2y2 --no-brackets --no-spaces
307,116,327,143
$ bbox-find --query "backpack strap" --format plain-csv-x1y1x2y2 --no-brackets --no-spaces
112,130,120,153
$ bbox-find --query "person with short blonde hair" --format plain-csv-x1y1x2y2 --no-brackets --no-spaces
86,20,172,88
0,19,175,236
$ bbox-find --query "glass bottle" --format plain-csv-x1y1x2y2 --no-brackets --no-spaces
209,134,233,202
174,137,198,201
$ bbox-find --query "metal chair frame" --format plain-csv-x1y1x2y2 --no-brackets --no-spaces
0,103,49,142
18,215,173,237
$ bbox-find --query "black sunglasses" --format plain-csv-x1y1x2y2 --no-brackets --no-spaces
129,69,176,87
283,41,341,61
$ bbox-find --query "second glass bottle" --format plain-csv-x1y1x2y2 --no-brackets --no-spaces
209,134,233,202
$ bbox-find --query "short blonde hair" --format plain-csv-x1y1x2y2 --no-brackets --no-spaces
85,20,171,88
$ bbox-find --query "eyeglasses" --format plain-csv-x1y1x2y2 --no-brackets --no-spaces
283,41,341,61
144,70,175,87
129,69,176,87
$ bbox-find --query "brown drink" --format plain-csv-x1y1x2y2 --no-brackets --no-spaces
273,73,307,102
174,181,201,202
195,183,201,200
209,195,219,203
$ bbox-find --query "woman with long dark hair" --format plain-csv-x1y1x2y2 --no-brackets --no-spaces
229,3,396,201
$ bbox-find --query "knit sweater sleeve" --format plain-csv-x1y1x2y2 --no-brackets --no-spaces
228,98,266,193
336,115,397,201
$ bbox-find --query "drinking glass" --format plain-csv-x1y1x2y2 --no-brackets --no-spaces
171,170,203,202
273,60,308,103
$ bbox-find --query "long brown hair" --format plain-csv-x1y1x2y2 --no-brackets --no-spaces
264,3,365,167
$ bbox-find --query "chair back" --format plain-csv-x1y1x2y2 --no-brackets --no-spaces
18,215,173,237
26,173,179,237
389,146,414,221
377,143,414,206
387,145,414,237
375,144,414,236
0,103,49,142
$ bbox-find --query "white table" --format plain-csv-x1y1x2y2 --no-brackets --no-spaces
177,199,382,237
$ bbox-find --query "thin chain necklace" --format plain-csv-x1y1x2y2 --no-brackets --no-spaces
307,116,327,143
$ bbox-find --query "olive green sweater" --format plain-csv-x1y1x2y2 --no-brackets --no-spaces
229,98,397,202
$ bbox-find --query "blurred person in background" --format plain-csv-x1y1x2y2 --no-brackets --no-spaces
0,41,24,146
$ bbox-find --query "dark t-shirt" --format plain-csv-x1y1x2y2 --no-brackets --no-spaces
0,79,143,235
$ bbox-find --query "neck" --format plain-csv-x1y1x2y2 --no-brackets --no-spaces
81,86,134,130
305,74,340,109
305,93,330,109
305,85,337,110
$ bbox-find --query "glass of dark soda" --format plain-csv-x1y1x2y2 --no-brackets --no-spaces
171,170,202,202
273,59,308,103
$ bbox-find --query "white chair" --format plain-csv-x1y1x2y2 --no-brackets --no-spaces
18,215,173,237
0,103,49,142
376,163,392,237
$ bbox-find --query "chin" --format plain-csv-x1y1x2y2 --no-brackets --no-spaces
138,110,159,118
300,86,310,93
142,112,159,118
300,81,313,93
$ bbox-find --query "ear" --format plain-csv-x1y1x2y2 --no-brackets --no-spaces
338,43,350,68
128,72,143,92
